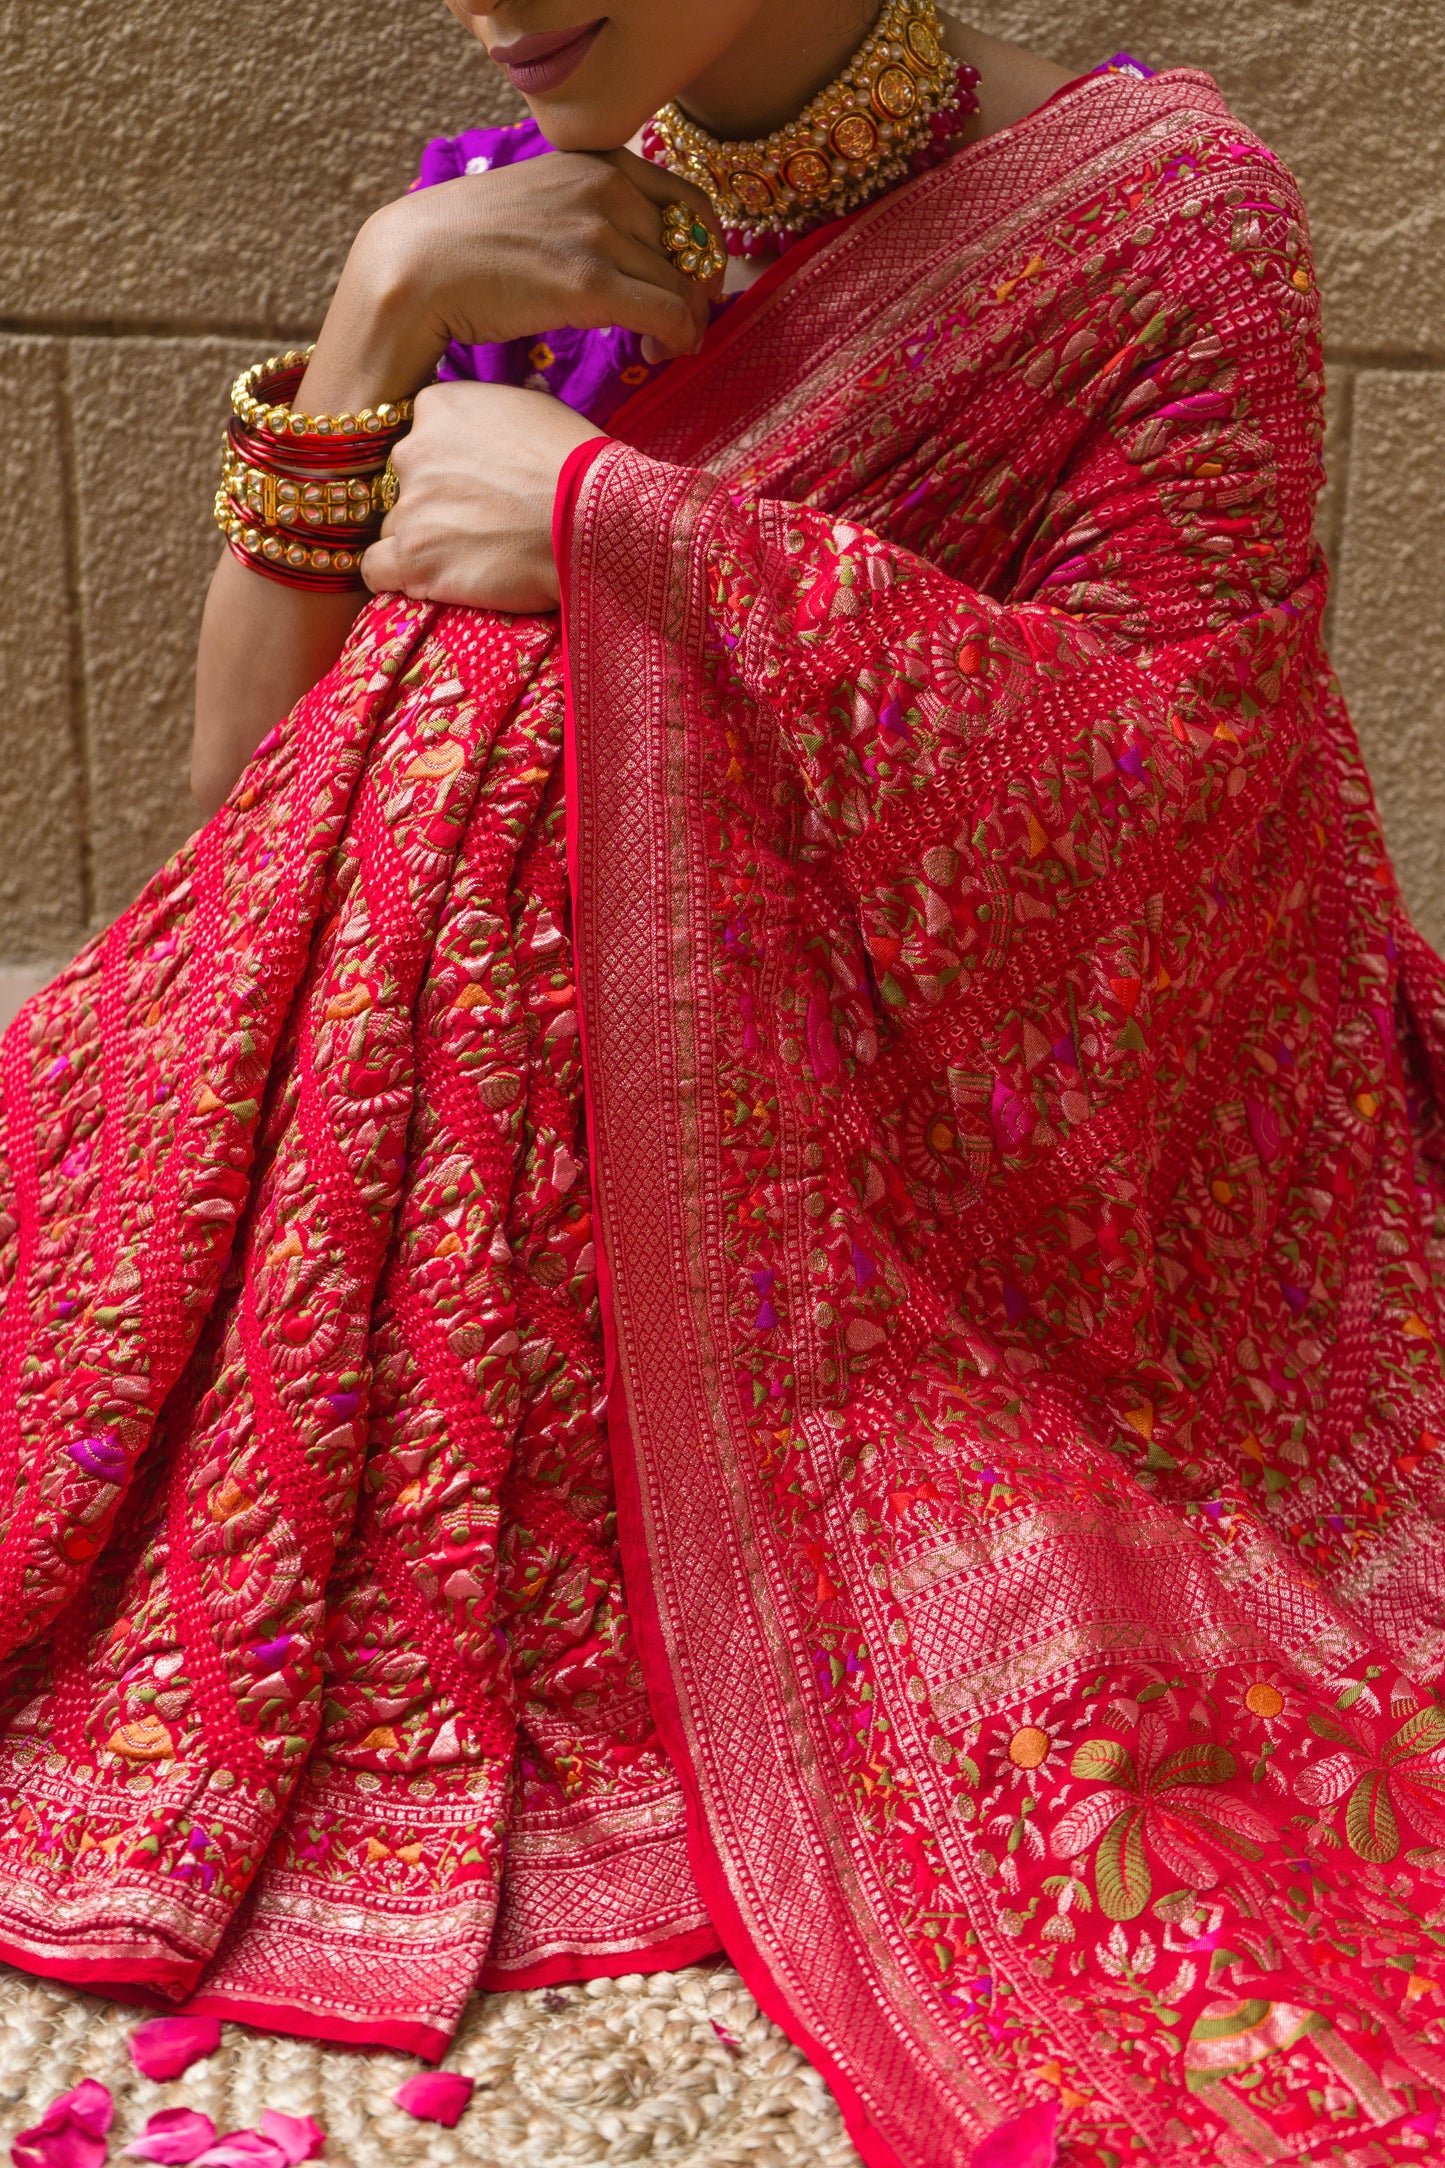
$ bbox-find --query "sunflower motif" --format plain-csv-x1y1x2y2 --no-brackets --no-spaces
106,1713,175,1762
900,1089,984,1217
1231,1668,1297,1744
1320,1069,1390,1151
924,616,1028,735
983,1697,1091,1799
1188,1153,1270,1263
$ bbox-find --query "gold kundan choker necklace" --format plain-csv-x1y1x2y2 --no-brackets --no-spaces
641,0,977,260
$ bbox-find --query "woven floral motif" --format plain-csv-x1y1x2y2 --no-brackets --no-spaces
3,61,1445,2168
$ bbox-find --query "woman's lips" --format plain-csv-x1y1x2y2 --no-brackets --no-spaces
491,17,606,95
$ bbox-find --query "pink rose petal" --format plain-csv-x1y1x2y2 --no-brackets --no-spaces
392,2073,474,2128
191,2139,287,2168
129,2016,223,2083
56,2088,113,2140
12,2083,115,2168
971,2100,1059,2168
124,2109,218,2164
10,2122,106,2168
257,2116,323,2167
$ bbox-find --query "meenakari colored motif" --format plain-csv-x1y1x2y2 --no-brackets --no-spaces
5,62,1445,2168
642,0,976,253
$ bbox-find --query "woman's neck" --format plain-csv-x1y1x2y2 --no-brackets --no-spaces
673,14,1075,153
674,0,885,140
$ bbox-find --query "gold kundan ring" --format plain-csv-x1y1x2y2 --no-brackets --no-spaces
379,459,401,515
661,203,726,283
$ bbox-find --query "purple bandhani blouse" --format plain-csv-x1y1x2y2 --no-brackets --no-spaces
413,52,1154,426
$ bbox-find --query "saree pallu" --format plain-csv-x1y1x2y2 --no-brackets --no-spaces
5,62,1445,2168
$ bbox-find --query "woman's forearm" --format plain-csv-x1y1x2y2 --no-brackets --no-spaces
189,215,447,822
190,154,709,820
191,551,370,819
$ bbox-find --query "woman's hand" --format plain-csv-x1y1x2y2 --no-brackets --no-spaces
360,381,603,615
197,149,708,816
300,147,722,415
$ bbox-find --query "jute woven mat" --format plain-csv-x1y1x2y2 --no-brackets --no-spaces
0,1961,863,2167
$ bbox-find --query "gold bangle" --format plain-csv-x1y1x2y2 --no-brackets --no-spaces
213,489,365,579
220,443,388,530
230,348,416,441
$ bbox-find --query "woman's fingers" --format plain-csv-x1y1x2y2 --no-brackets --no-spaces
556,232,705,351
597,230,711,345
600,271,705,355
359,535,404,595
357,384,597,612
596,149,725,325
609,144,721,236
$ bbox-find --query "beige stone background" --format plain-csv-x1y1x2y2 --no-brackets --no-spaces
1,0,1443,1025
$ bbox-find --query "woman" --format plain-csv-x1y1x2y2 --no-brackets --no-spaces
2,2,1445,2162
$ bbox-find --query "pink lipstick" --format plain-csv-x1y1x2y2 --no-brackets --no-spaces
491,17,607,95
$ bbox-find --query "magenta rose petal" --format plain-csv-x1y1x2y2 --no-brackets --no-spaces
11,2083,115,2168
123,2109,219,2163
9,2122,106,2168
190,2138,288,2168
129,2016,224,2083
971,2100,1060,2168
391,2073,474,2128
257,2115,324,2166
57,2087,114,2140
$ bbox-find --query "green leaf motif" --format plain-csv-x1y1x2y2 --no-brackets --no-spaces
1097,1807,1151,1920
1345,1770,1400,1864
1308,1707,1354,1745
1184,1803,1268,1861
1155,1742,1236,1788
1071,1737,1137,1787
1384,1706,1445,1766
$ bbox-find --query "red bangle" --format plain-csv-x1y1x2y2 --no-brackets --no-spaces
215,491,369,590
216,347,414,593
223,535,370,595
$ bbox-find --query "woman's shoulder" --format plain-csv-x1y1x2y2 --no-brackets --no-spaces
411,112,552,193
942,18,1171,135
942,21,1303,221
942,19,1077,137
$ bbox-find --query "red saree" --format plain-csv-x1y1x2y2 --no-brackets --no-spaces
5,64,1445,2168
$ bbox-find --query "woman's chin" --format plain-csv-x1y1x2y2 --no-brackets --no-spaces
521,99,646,153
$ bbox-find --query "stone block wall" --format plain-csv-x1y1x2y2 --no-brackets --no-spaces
1,0,1442,1020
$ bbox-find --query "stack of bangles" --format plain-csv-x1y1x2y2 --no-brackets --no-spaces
213,346,412,592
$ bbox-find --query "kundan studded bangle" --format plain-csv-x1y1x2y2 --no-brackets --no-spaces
229,347,415,440
213,490,367,589
219,445,388,532
216,347,413,592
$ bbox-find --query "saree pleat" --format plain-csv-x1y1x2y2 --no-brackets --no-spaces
0,611,709,2049
5,59,1445,2168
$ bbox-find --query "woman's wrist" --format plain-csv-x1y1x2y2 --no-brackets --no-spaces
297,205,452,417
